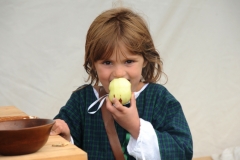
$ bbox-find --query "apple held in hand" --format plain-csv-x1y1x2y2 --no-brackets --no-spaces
109,78,131,105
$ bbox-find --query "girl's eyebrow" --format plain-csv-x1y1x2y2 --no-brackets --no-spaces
99,52,139,61
124,54,140,59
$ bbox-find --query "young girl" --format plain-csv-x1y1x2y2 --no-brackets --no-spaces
51,7,193,160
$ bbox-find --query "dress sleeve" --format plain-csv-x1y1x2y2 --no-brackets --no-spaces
154,89,193,160
127,118,161,160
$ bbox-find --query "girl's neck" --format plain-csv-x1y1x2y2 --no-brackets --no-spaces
136,81,146,92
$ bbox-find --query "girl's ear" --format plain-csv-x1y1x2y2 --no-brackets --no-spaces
143,61,147,68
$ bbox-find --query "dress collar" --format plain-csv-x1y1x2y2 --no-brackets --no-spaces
88,83,149,114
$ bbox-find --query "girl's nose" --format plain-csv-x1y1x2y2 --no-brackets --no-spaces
113,66,126,78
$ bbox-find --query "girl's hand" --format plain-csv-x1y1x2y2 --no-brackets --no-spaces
105,92,140,139
50,119,71,141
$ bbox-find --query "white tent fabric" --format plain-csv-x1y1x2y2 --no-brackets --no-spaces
212,146,240,160
0,0,240,158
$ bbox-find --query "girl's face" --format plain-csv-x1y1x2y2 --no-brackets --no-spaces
94,44,146,93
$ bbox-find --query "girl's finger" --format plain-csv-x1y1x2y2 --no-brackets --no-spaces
130,92,136,108
50,125,60,135
105,97,117,113
112,97,125,112
50,119,63,135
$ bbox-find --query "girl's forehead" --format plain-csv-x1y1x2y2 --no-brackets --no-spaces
100,42,133,60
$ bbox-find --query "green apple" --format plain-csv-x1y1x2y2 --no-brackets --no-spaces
109,78,131,105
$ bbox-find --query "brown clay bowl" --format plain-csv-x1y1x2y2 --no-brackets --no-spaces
0,118,55,156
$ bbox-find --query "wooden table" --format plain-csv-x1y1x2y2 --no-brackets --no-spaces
0,106,212,160
0,106,88,160
193,156,212,160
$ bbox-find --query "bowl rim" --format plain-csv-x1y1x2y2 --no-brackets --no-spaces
0,118,55,131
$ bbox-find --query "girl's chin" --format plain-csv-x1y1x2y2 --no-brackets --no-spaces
102,85,110,93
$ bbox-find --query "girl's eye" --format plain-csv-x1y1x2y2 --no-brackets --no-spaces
125,60,134,64
103,61,111,65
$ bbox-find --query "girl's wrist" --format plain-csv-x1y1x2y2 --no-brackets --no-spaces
129,119,140,139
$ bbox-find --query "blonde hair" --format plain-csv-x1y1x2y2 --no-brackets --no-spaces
84,7,164,85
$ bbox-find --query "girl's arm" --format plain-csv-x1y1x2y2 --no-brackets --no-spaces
128,85,193,160
53,90,83,147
